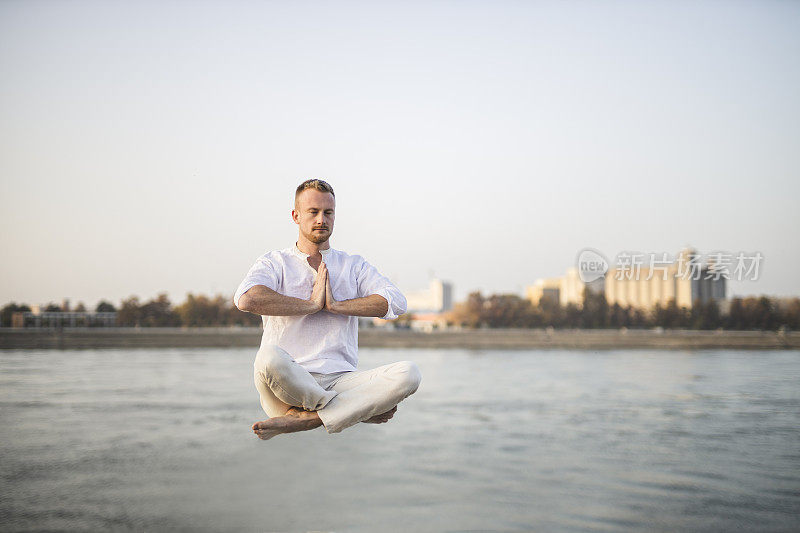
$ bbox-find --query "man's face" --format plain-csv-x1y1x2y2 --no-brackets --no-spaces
292,189,335,245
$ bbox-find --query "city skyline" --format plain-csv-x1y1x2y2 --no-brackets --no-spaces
2,1,798,307
0,245,785,311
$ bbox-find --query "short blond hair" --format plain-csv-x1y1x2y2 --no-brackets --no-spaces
295,179,335,203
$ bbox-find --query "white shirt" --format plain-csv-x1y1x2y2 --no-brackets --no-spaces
234,244,407,374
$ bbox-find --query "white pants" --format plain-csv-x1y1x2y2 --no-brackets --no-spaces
253,345,422,434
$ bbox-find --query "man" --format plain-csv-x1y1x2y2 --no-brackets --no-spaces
234,179,421,440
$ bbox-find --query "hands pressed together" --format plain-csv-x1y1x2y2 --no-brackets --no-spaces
308,261,340,314
306,260,388,318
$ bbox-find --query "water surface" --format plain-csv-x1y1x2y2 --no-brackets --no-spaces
1,348,799,531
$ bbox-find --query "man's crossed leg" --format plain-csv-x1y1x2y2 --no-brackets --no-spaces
251,345,422,440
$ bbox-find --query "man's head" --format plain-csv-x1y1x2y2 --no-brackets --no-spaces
292,179,336,246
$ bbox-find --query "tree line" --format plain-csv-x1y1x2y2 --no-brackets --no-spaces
3,290,799,330
444,291,800,331
0,294,261,328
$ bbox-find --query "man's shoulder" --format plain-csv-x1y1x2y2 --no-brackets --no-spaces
328,247,368,264
251,247,296,265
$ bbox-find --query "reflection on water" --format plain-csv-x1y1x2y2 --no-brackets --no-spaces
1,348,799,531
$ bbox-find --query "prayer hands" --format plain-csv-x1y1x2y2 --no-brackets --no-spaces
324,270,340,313
309,261,327,312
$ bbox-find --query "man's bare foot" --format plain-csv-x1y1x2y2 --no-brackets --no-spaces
251,407,323,440
363,405,397,424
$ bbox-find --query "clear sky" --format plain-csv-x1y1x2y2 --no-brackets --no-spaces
1,0,798,308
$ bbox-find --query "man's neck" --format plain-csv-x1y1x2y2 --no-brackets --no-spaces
296,237,330,257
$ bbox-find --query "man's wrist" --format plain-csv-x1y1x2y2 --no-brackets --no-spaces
307,298,324,314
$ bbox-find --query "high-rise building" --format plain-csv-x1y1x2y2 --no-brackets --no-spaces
406,279,454,313
526,268,603,307
527,248,726,310
605,248,726,309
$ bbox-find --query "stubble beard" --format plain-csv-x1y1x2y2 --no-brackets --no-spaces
305,228,331,245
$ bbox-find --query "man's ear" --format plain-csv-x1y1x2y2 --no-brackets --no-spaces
291,209,299,224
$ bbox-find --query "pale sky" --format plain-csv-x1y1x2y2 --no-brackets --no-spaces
1,0,798,308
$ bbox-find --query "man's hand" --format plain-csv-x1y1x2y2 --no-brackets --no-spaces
324,272,389,317
324,271,339,313
309,261,327,312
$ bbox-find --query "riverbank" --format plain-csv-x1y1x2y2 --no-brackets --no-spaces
1,327,797,350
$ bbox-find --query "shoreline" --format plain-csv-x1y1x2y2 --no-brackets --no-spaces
1,327,798,350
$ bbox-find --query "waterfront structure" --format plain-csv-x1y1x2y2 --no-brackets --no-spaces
527,248,726,310
11,311,117,328
406,279,453,313
525,277,562,306
605,249,726,310
526,268,603,307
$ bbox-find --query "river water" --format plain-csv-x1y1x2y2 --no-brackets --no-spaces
1,348,798,532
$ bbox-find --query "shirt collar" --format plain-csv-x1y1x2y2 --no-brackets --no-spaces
292,243,333,258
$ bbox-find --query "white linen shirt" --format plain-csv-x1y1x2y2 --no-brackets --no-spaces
234,244,407,374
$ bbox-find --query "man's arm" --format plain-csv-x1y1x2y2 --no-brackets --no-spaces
239,262,327,316
324,275,390,317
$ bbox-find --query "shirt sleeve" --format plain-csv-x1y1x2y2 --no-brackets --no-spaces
233,256,280,310
356,258,407,320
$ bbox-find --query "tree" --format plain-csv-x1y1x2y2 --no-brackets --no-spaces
538,297,564,328
581,289,608,328
483,294,535,328
96,301,116,313
174,293,236,327
726,298,745,329
689,300,721,330
781,298,800,330
117,296,142,327
652,300,689,329
564,303,583,328
139,293,180,327
1,303,31,327
448,291,486,328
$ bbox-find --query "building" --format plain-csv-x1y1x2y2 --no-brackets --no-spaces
605,249,726,310
405,279,453,313
527,248,726,311
11,311,117,328
525,277,562,306
526,268,603,307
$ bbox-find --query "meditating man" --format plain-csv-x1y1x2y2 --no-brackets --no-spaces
234,179,421,440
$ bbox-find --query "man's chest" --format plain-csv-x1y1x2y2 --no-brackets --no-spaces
280,259,359,300
306,256,322,271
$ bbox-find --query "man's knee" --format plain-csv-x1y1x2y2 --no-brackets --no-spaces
254,345,291,378
393,360,422,396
